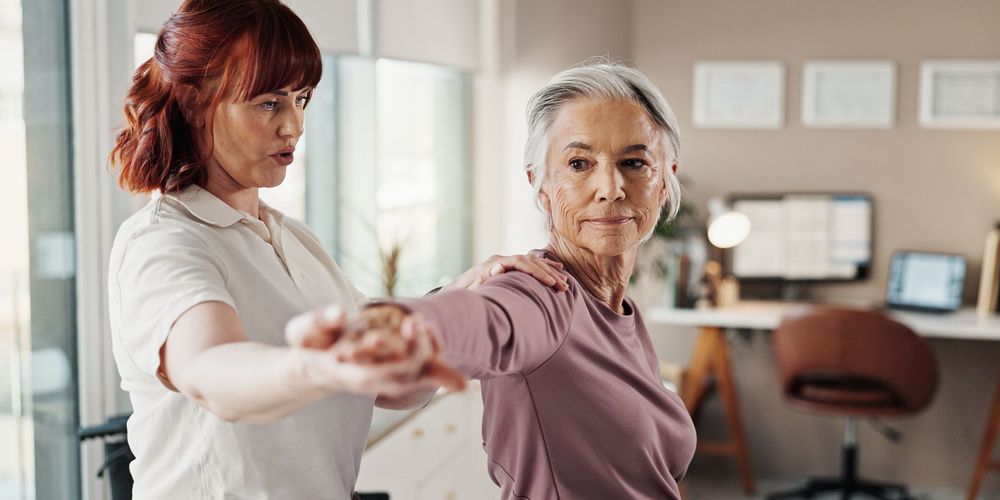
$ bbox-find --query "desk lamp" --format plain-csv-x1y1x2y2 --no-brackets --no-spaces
698,197,750,308
707,196,750,249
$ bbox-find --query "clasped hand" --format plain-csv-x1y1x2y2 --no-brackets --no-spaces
285,252,566,398
285,305,465,398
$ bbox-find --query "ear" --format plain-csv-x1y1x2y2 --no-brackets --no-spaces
658,163,675,205
539,189,552,213
527,165,552,213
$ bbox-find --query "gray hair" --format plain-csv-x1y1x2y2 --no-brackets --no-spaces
524,58,682,240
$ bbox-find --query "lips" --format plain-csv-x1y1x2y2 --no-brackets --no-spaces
270,147,295,166
587,216,633,226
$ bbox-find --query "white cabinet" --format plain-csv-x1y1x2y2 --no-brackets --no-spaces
356,383,498,500
414,443,500,500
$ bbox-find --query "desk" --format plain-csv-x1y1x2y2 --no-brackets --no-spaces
646,302,1000,341
644,302,1000,495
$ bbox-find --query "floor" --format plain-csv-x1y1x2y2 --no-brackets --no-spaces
681,454,986,500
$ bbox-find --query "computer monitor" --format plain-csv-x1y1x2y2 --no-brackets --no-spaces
729,193,873,282
886,251,966,312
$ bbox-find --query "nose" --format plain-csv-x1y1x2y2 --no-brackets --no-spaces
593,162,626,202
278,107,304,140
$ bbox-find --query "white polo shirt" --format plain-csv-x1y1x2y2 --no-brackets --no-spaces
109,185,374,499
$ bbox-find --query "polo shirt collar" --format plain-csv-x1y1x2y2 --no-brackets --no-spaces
170,185,248,228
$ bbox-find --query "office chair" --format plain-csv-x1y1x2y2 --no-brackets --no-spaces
768,307,938,500
80,414,134,500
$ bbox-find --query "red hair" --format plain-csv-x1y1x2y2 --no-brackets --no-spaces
110,0,322,193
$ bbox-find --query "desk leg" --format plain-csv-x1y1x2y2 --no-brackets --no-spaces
710,327,755,495
682,327,716,415
968,367,1000,500
683,326,755,495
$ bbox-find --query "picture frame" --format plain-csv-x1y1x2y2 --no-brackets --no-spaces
693,61,785,129
801,61,896,129
919,60,1000,129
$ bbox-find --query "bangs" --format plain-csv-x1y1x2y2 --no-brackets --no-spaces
219,3,322,101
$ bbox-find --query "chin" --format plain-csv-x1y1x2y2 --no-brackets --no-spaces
581,236,639,258
260,171,287,188
571,221,648,256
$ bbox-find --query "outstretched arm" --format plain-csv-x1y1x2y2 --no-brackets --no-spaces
163,303,462,423
327,272,577,381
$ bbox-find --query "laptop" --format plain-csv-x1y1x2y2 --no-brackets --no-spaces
885,251,967,313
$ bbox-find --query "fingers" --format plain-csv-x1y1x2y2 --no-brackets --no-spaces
285,305,346,349
491,255,568,291
326,313,464,396
335,311,430,365
333,328,408,364
450,253,570,292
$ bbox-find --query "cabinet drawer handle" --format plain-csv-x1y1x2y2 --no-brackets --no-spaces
412,428,424,438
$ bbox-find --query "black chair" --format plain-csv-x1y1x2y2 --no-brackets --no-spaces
81,413,391,499
79,413,134,500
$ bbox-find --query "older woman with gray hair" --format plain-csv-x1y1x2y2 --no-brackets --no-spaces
296,59,696,499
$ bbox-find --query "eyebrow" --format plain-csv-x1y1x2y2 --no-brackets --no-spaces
562,142,650,154
265,87,313,97
620,144,649,154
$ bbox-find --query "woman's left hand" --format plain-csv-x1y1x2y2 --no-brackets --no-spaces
445,254,568,292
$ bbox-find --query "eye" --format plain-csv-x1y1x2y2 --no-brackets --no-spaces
621,158,647,170
295,92,311,107
260,100,278,112
569,158,589,172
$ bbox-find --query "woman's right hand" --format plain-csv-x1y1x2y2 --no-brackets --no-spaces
444,253,568,292
285,306,465,397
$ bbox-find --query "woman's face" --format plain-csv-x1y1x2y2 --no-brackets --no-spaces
206,86,312,189
539,98,672,258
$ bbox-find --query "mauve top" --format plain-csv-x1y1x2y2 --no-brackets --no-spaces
399,253,697,499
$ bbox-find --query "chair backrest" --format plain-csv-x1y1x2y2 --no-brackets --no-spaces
773,306,938,415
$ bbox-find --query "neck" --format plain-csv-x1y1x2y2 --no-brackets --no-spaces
201,162,260,218
545,237,637,314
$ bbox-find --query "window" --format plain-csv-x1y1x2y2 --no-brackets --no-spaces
310,57,470,299
1,0,80,498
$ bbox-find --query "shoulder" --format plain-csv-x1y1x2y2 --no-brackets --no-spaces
110,197,225,273
115,195,219,242
478,270,581,307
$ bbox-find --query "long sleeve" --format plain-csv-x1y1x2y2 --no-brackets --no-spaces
399,272,577,379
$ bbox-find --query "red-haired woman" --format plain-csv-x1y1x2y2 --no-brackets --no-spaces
107,1,567,497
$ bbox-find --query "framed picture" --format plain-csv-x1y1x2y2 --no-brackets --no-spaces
693,61,785,129
919,61,1000,129
802,61,896,128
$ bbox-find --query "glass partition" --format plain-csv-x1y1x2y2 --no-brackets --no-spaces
0,0,80,498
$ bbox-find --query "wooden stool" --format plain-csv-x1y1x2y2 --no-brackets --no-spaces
662,327,755,495
968,367,1000,500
